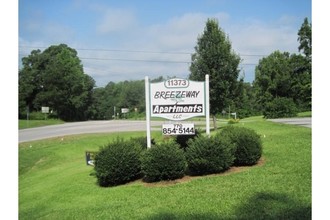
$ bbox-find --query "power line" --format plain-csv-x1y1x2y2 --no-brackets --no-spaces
19,45,192,55
19,53,258,65
79,57,190,63
19,45,268,57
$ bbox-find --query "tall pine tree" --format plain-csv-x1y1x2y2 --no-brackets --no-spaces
189,18,241,126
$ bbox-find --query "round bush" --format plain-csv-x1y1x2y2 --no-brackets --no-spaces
94,138,142,187
220,126,262,166
174,128,201,151
185,135,235,176
129,136,156,150
141,141,186,183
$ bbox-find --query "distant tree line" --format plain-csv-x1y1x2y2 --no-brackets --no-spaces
19,18,311,121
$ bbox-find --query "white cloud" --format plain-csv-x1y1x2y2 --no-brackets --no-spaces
19,6,304,86
96,8,138,34
229,21,299,55
82,12,303,86
146,12,230,51
222,17,301,82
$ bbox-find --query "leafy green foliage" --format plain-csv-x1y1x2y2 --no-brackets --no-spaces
19,44,95,121
289,54,311,111
254,51,291,103
94,138,142,187
254,50,311,115
298,17,312,59
185,135,235,176
189,18,241,115
89,80,146,120
129,136,156,150
263,97,298,119
27,111,47,120
220,126,262,166
174,128,201,151
141,141,186,182
228,118,240,124
254,18,311,115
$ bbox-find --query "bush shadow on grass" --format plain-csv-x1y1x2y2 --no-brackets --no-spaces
146,212,225,220
234,191,311,220
145,192,311,220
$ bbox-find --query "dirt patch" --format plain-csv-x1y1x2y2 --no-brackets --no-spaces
142,157,265,187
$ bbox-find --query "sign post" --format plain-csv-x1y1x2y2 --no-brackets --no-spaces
145,76,151,148
41,106,49,120
205,75,210,137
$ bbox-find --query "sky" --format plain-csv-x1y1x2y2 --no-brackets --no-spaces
18,0,311,87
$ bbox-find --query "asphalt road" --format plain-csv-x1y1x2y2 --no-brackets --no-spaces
19,120,164,143
19,118,311,143
268,117,312,128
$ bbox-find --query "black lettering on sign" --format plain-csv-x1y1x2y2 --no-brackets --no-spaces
152,104,203,114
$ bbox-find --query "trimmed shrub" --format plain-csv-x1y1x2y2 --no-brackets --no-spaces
129,136,156,150
220,126,262,166
94,138,142,187
29,111,47,120
141,141,186,182
228,118,240,124
185,135,235,176
174,128,201,151
263,97,298,118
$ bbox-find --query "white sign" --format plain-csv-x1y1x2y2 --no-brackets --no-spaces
41,106,49,113
150,78,205,121
145,75,210,148
121,108,129,113
162,123,195,135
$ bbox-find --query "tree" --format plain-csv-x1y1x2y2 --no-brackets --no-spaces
296,17,312,110
289,53,311,110
88,80,146,120
254,51,292,105
189,18,241,127
117,80,145,112
253,17,312,115
298,17,312,60
19,44,95,121
232,80,261,118
254,50,311,116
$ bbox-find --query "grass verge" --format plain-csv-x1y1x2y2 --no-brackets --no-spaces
19,119,65,129
19,117,311,219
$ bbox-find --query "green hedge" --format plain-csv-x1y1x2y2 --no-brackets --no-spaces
93,126,263,186
185,135,235,176
94,138,142,187
129,136,156,150
220,126,262,166
174,128,201,151
141,141,186,182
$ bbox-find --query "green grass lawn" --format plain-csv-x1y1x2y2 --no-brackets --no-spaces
19,117,311,219
19,119,65,129
297,111,312,117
